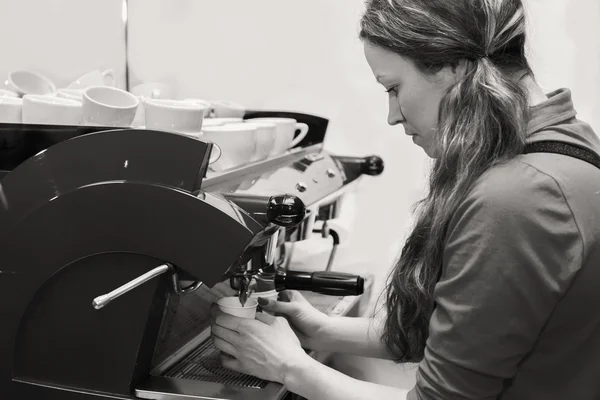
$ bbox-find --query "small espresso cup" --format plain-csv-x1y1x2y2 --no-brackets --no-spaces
22,95,81,125
246,117,309,155
144,98,221,164
67,69,115,90
0,89,18,98
144,98,205,134
0,96,23,123
216,297,258,319
234,121,277,161
183,98,213,118
5,70,56,96
201,124,257,171
211,100,245,118
82,86,139,127
249,290,279,315
56,88,84,102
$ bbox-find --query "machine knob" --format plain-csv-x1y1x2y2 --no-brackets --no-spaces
361,155,384,176
295,182,308,192
267,194,306,227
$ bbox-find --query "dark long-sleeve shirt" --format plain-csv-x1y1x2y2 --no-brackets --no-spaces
408,88,600,400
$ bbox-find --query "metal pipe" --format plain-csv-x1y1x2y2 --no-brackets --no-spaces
92,264,171,310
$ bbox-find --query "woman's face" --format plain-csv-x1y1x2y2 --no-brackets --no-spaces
363,43,458,157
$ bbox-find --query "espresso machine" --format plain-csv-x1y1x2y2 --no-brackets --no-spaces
0,111,384,400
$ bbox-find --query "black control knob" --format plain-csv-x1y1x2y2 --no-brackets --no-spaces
361,155,384,176
274,270,364,296
222,193,306,227
330,154,384,184
267,194,306,227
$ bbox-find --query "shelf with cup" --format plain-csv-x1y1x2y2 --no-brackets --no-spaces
200,110,330,191
201,143,322,191
0,110,331,184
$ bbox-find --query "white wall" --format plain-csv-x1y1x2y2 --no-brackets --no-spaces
127,0,600,312
525,0,600,133
0,0,127,89
2,0,596,312
127,0,431,308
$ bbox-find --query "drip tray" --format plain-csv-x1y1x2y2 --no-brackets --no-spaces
163,338,268,389
162,292,343,389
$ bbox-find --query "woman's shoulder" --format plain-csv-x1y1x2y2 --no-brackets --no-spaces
467,151,598,213
455,153,598,256
461,158,565,218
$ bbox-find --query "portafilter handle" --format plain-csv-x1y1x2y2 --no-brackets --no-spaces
274,269,364,296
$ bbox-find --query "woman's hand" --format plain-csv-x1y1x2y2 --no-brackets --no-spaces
258,290,331,351
210,304,312,383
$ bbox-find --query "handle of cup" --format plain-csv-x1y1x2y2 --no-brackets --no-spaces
102,69,116,87
208,141,222,164
289,123,309,148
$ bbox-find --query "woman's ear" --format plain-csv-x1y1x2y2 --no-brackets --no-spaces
436,59,470,85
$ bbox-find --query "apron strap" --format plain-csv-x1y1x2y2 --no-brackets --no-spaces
524,140,600,170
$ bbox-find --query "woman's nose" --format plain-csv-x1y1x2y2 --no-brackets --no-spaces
387,98,404,126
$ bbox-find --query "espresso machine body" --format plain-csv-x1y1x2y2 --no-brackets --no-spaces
0,112,383,400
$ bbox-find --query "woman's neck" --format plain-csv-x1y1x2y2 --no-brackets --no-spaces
519,74,548,106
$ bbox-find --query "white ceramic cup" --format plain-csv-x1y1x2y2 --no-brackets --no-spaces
201,124,258,172
82,86,139,127
246,117,309,155
4,70,56,96
144,98,221,164
0,96,23,123
212,100,245,118
67,69,115,90
0,89,18,98
226,121,276,162
207,117,243,125
130,83,173,127
144,98,205,134
216,297,258,319
183,98,213,118
130,82,176,100
56,88,84,102
22,95,81,125
201,119,227,127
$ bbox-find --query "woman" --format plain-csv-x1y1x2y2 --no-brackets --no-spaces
211,0,600,398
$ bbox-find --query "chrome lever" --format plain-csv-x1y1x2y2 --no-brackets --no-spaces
92,264,172,310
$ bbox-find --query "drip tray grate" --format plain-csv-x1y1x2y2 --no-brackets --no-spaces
163,338,268,389
162,292,347,389
299,291,344,314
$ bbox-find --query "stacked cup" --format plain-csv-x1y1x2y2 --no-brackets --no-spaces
143,98,221,165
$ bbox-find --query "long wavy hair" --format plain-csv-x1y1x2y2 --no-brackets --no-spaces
360,0,534,362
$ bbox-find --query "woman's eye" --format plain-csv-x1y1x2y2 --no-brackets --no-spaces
385,86,397,95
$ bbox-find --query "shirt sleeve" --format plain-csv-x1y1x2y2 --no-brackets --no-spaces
407,165,584,400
